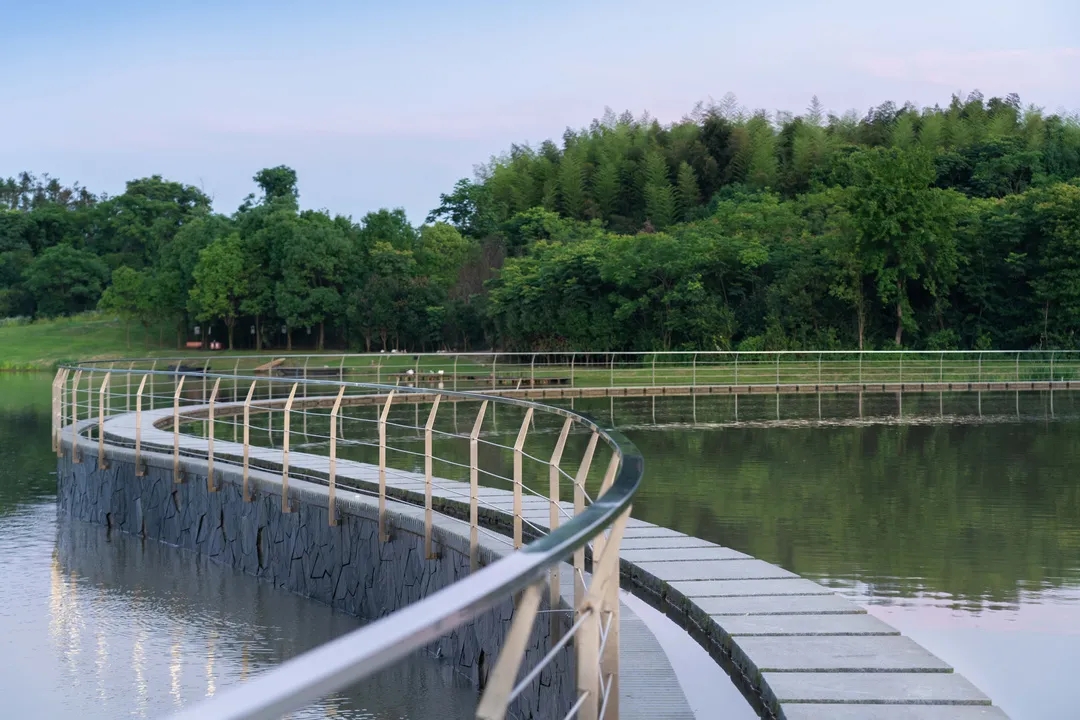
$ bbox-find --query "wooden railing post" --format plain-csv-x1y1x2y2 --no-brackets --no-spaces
207,378,221,492
328,386,346,526
512,408,534,549
135,376,147,476
475,581,545,720
469,400,489,571
70,369,83,463
378,390,396,542
173,376,186,483
97,372,111,470
281,383,298,513
589,507,629,720
573,432,599,609
548,417,573,637
52,368,66,455
491,354,498,390
530,353,536,388
570,353,576,389
424,395,442,557
242,381,256,502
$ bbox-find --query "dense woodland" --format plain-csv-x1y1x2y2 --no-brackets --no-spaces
3,92,1080,352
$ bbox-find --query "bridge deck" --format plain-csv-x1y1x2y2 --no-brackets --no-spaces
83,407,1009,719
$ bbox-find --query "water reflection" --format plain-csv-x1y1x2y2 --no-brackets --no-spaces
38,516,476,719
0,374,475,720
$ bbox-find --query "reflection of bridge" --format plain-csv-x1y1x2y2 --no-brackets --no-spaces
55,358,1008,719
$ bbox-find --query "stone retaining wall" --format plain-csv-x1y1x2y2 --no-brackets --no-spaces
56,438,574,719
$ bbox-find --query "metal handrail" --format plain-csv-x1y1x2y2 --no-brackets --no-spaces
56,363,642,720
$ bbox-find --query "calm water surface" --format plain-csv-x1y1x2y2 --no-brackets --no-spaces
0,374,474,719
5,376,1079,719
587,393,1080,720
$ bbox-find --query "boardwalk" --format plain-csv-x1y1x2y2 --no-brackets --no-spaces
81,402,1010,719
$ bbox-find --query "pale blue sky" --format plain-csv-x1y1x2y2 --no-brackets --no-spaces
2,0,1077,220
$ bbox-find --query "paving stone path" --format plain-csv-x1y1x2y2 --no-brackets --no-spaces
78,400,1008,719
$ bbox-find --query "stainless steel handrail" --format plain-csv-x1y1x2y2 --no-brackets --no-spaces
57,364,642,720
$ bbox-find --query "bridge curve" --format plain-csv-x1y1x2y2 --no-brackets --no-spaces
54,361,1009,719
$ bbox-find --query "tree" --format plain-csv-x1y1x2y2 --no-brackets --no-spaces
98,266,154,348
23,244,110,318
642,151,676,230
675,162,701,221
190,234,248,350
426,179,497,238
845,148,959,346
274,211,349,350
253,166,299,206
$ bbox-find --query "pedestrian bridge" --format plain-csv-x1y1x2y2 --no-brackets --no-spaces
53,356,1010,719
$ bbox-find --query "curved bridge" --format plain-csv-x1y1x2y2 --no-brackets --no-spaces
53,358,1009,719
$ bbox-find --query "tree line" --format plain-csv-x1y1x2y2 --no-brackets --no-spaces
3,91,1080,351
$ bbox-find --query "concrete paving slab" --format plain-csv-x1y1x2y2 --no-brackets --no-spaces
743,636,953,673
782,706,1009,720
699,594,863,616
620,536,720,550
670,578,835,598
636,559,798,582
719,613,898,637
622,525,689,538
765,671,992,705
622,546,750,563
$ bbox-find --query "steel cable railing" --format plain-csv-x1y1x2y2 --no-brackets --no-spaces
55,362,641,720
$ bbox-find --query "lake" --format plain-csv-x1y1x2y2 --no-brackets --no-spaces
4,375,1078,719
0,373,475,719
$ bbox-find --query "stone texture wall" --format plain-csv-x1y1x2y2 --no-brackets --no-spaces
57,439,574,719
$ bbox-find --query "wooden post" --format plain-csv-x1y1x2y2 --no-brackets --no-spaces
378,390,396,542
70,369,82,463
475,581,545,720
491,354,498,390
135,376,147,476
530,353,536,388
328,385,346,526
242,381,256,502
548,417,573,638
593,508,629,720
97,373,111,470
570,353,575,389
424,395,442,557
469,400,489,571
207,378,221,492
573,432,599,610
512,407,534,549
281,383,298,513
173,376,186,483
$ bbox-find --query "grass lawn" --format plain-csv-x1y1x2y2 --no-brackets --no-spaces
7,315,1080,387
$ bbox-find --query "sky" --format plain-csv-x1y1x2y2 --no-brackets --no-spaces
2,0,1077,221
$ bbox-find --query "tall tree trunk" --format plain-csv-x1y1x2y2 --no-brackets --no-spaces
318,321,325,351
286,328,292,351
857,308,865,350
227,321,235,351
255,315,262,351
364,333,371,352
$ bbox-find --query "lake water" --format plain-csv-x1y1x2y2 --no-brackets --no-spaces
584,393,1080,720
0,374,475,720
4,376,1078,719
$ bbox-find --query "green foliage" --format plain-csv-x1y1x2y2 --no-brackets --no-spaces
5,95,1080,354
190,234,248,349
23,245,109,318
